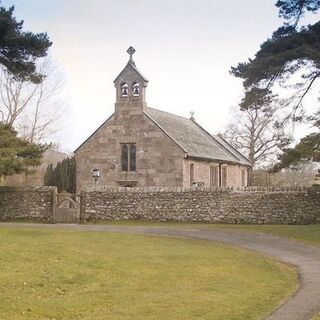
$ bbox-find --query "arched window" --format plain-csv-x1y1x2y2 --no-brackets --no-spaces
132,82,140,97
221,165,228,187
121,83,128,97
121,143,136,172
210,165,219,187
129,144,136,171
121,144,128,171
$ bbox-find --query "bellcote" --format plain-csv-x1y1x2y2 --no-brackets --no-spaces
114,46,148,104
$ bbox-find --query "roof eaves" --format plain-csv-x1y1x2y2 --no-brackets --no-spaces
215,134,251,166
186,155,250,166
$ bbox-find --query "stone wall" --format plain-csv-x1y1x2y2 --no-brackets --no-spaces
0,186,55,222
83,187,320,224
1,186,319,225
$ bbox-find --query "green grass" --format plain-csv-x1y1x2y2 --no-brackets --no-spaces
0,228,296,320
90,220,320,245
206,224,320,246
313,315,320,320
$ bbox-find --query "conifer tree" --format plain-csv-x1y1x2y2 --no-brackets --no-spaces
0,4,52,83
0,123,47,177
43,157,76,193
231,0,320,169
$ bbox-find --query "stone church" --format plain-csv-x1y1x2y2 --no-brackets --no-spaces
74,47,251,191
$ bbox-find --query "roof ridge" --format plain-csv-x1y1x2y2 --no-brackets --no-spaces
145,107,190,121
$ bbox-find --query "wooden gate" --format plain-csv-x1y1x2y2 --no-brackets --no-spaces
53,193,81,223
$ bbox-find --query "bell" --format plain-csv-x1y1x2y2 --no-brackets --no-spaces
133,86,140,96
122,87,128,96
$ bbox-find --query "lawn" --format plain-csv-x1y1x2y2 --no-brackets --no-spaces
94,220,320,245
0,227,296,320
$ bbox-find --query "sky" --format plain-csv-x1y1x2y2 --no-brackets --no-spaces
3,0,318,151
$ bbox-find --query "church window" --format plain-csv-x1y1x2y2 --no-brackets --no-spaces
190,163,194,187
241,168,246,186
121,143,136,171
121,144,128,171
221,165,228,187
132,82,140,96
121,83,128,97
210,165,219,187
129,144,136,171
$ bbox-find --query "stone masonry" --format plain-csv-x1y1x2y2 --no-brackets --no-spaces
83,187,320,225
74,48,251,191
0,186,319,224
0,186,54,222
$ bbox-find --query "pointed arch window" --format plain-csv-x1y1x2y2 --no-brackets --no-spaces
121,143,136,171
121,83,128,97
132,82,140,96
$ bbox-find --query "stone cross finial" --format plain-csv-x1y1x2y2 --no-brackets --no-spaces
127,46,136,63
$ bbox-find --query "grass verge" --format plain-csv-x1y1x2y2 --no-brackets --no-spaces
0,227,296,320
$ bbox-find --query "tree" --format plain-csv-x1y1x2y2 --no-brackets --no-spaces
0,4,51,83
231,0,320,169
224,104,291,169
0,59,65,143
44,157,76,193
43,163,53,186
0,123,47,177
273,162,317,186
273,132,320,170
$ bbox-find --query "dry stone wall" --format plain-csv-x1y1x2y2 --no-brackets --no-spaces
0,186,54,222
84,187,320,224
0,186,319,225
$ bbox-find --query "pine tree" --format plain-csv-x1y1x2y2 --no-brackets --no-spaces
231,0,320,169
0,123,47,177
0,5,52,83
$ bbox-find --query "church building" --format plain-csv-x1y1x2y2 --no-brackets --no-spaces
74,47,251,191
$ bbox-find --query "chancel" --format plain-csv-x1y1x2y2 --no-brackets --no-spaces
74,47,251,191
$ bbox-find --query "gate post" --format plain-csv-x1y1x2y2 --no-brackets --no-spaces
79,191,86,224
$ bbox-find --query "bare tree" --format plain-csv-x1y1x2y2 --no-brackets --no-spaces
0,58,65,143
273,162,317,187
224,103,291,171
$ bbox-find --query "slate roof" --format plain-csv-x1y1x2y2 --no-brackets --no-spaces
144,107,251,166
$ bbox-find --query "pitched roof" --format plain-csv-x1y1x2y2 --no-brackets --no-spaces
213,134,251,166
144,107,251,166
113,60,148,83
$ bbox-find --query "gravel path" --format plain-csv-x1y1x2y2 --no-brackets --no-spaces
1,222,319,320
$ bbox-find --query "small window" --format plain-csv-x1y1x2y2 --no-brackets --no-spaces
132,82,140,96
121,83,128,97
121,143,136,172
221,166,228,187
241,169,246,186
210,166,219,187
129,144,136,171
190,163,194,187
121,144,128,171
